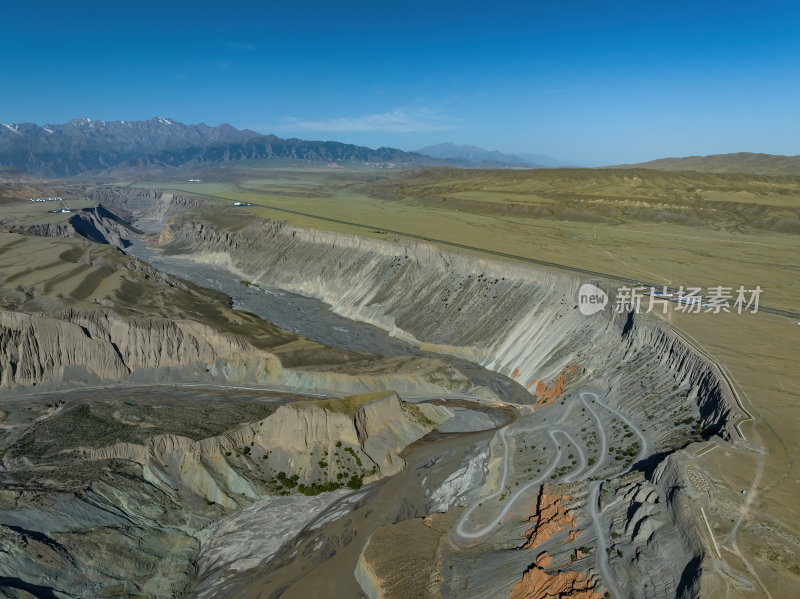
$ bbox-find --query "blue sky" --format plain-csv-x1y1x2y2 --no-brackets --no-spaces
1,0,798,165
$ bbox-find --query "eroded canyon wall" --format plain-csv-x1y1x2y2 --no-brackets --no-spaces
161,217,739,441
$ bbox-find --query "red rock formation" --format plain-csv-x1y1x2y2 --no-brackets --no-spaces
510,552,602,599
530,365,580,409
522,485,576,549
535,551,551,568
567,529,579,542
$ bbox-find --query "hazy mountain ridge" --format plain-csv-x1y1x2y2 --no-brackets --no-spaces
0,118,445,177
417,142,532,166
516,152,578,168
614,152,800,176
416,142,574,168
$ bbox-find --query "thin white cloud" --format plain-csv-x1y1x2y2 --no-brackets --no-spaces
278,108,456,133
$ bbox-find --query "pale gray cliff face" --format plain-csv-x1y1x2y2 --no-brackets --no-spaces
0,308,270,391
0,306,475,397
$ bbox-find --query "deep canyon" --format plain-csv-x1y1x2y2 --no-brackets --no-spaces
0,188,746,598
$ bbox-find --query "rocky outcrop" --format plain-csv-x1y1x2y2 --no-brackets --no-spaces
596,456,706,598
522,485,577,549
69,204,142,247
510,552,602,599
0,519,200,598
355,514,450,599
530,365,580,409
81,392,442,507
255,392,450,481
356,393,436,475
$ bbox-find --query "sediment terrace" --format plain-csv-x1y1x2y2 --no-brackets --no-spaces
0,188,747,598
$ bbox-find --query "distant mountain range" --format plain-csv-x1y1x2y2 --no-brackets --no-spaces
0,117,445,177
3,119,795,178
415,143,574,168
612,152,800,177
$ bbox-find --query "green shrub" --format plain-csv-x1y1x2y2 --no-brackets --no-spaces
346,474,363,490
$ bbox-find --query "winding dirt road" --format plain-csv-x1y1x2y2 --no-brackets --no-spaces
453,388,650,599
